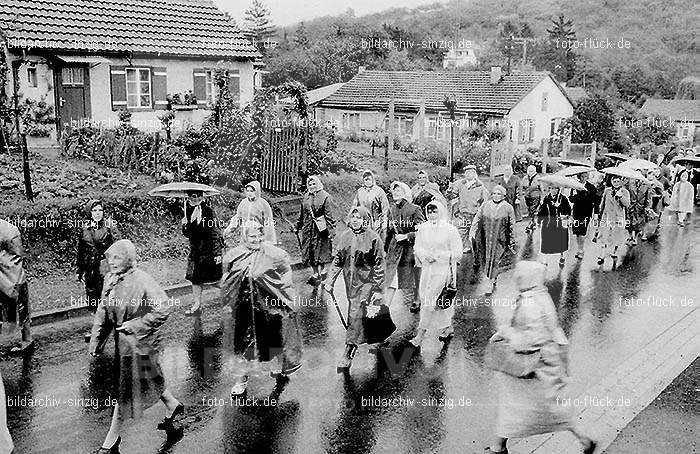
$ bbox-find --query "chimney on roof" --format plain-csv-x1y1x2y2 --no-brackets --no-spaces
490,66,503,85
358,66,366,74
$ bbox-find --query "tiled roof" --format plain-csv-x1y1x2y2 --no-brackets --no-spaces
1,0,260,59
317,70,556,115
640,99,700,122
280,83,345,106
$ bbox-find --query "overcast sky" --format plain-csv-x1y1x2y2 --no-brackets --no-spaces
214,0,446,27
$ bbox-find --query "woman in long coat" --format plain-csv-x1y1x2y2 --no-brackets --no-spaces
385,181,425,312
89,240,184,453
523,165,543,232
469,185,516,295
296,175,335,285
182,190,223,316
223,180,277,245
625,179,651,246
222,222,303,396
642,170,666,240
669,170,694,226
569,174,598,259
352,170,390,242
324,206,386,371
0,369,12,454
410,200,463,347
77,199,121,312
538,186,572,267
485,261,596,454
596,176,631,266
0,219,33,355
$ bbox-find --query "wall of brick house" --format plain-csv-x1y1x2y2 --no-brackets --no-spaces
505,76,574,150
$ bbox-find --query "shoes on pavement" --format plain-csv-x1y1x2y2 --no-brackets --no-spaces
409,302,421,313
336,345,357,373
575,251,584,260
93,436,121,454
184,306,201,317
157,402,184,431
230,376,249,397
483,447,508,454
597,257,604,266
583,440,597,454
10,340,35,356
438,329,454,343
559,257,566,267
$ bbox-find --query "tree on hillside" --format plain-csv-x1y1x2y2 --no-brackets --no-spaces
533,14,577,82
497,21,519,71
243,0,276,52
294,21,310,47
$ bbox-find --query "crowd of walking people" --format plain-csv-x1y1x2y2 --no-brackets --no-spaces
1,148,698,454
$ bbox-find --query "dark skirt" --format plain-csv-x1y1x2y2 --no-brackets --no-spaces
540,219,569,254
186,253,222,285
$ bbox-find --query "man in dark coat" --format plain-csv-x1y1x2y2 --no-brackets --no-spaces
385,181,425,313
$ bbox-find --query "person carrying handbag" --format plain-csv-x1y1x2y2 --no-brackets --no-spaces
409,200,463,348
482,261,596,454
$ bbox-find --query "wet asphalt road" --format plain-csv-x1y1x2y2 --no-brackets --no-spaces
2,209,698,454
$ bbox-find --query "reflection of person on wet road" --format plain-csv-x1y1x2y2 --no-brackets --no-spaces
596,176,630,266
538,185,572,267
469,185,516,296
410,200,462,347
353,169,390,242
296,175,335,286
0,369,12,454
222,222,303,397
625,178,651,246
384,181,425,312
324,206,387,372
485,261,596,454
669,170,694,227
0,218,33,355
223,180,277,245
89,239,184,453
182,190,223,316
570,173,599,259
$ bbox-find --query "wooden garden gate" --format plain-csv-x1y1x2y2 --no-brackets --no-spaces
260,125,310,193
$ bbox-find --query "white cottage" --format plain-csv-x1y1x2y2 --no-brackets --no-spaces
1,0,261,140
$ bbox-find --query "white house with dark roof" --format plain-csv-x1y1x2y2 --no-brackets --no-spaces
640,99,700,146
315,67,574,150
1,0,261,138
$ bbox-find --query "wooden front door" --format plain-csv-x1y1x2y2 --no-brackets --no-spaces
55,65,90,133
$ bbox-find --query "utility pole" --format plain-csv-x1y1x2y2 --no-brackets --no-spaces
511,36,536,68
386,99,394,171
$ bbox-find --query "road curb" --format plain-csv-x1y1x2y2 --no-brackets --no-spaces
30,261,308,326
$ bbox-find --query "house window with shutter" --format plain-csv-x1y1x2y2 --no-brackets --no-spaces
205,70,218,104
519,119,535,143
126,68,152,108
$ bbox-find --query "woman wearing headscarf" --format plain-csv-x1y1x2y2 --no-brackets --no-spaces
0,369,12,454
76,200,121,314
296,175,335,285
411,170,447,212
596,175,630,266
494,165,523,222
352,170,390,242
89,240,184,453
569,172,599,259
410,200,463,347
0,219,33,355
538,185,572,267
385,181,425,312
222,221,303,396
324,206,386,372
223,180,277,245
484,261,596,454
469,185,516,296
182,190,223,316
523,165,543,233
669,169,694,226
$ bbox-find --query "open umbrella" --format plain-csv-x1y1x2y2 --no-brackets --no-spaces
148,182,221,198
619,159,658,171
600,166,649,182
603,153,631,163
149,182,221,214
555,158,593,167
555,166,594,177
539,174,586,190
670,156,700,167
